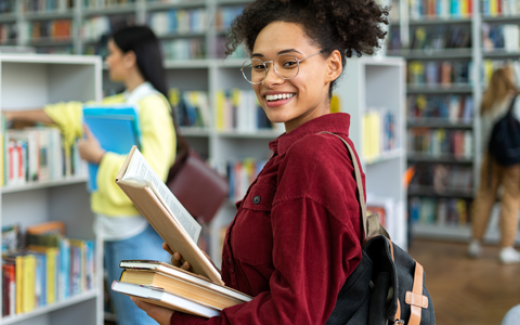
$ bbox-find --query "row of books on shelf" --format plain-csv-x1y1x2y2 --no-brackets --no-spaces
162,38,205,60
22,0,73,13
215,6,244,32
0,0,12,14
36,45,74,54
83,0,135,8
20,19,73,42
1,125,87,187
482,0,520,16
407,129,473,159
0,23,16,44
483,59,520,85
221,158,267,201
407,0,473,19
407,95,473,122
1,222,95,317
388,25,471,52
215,90,274,132
408,60,471,86
149,8,207,36
409,197,470,226
362,109,399,160
81,14,133,50
482,23,520,52
169,89,210,128
409,164,473,194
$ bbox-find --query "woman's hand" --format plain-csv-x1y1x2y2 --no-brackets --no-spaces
78,124,105,164
131,297,174,325
162,242,193,271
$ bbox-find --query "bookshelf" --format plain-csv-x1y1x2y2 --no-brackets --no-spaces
386,0,520,244
0,54,103,325
336,57,407,249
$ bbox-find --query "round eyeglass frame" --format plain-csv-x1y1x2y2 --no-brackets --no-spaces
240,50,325,85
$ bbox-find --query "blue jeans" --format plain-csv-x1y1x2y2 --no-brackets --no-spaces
104,224,170,325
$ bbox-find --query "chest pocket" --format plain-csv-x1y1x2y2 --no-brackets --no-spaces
232,182,276,265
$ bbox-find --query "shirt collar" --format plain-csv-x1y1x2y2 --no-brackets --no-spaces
269,113,351,155
124,82,157,104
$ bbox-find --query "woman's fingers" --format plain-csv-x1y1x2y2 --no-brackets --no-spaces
181,261,191,271
171,252,182,267
131,297,174,325
162,242,174,255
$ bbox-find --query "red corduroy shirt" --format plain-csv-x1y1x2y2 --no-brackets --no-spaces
171,113,365,325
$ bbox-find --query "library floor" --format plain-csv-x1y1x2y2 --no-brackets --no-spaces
104,240,520,325
409,239,520,325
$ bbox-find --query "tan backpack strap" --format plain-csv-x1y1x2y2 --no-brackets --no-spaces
318,131,368,237
405,261,428,325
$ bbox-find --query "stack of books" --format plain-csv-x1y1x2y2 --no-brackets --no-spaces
114,260,251,318
112,147,251,317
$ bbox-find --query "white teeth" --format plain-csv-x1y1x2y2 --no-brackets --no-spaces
265,93,294,101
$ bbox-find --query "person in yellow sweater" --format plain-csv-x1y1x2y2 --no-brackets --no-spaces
5,26,175,325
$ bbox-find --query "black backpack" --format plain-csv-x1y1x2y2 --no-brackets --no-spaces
489,94,520,166
320,132,436,325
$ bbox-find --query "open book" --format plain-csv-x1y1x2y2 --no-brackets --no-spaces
116,146,223,285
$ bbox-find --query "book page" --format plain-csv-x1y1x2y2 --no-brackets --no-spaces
122,149,201,243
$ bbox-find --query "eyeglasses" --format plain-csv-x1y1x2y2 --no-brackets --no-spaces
241,50,325,84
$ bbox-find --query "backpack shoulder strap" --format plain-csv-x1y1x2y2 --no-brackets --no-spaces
318,131,368,237
507,94,518,114
318,131,390,240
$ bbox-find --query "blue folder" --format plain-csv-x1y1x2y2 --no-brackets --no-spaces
83,105,142,192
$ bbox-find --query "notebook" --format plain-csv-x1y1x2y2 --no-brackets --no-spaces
83,105,141,192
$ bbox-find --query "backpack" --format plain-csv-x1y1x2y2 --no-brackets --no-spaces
320,132,436,325
488,94,520,166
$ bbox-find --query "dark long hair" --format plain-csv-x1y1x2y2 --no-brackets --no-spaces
111,26,169,99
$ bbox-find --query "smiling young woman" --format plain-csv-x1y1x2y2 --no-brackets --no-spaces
132,0,389,324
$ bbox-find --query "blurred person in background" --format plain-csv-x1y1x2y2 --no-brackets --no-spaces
4,26,176,324
468,66,520,264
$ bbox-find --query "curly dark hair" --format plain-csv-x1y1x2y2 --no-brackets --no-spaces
226,0,390,96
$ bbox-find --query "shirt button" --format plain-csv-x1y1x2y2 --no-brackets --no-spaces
253,195,261,205
228,258,231,263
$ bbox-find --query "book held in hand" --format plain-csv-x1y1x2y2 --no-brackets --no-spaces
115,146,220,284
112,260,252,317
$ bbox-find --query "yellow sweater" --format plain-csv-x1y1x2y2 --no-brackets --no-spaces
44,92,176,217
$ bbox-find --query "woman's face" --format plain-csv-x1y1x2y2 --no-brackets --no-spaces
251,22,341,132
105,39,127,82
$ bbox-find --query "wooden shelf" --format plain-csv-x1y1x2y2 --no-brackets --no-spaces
407,17,472,25
408,187,474,199
158,32,206,40
2,290,99,325
83,4,136,16
1,176,88,194
147,0,206,10
179,127,211,137
407,84,473,94
364,149,404,166
0,13,16,23
216,130,282,139
482,50,520,58
407,156,474,164
24,10,74,20
482,14,520,23
407,120,473,129
387,49,472,59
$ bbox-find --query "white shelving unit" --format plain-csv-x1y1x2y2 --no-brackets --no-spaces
337,56,407,249
0,54,103,325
